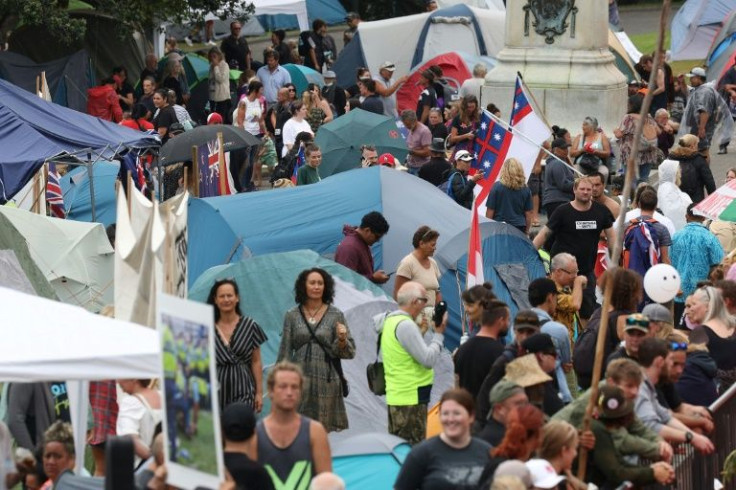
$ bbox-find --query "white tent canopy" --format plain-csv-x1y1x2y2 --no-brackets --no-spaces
253,0,309,31
0,287,160,381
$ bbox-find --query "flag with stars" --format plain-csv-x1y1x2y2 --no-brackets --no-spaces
197,140,221,197
472,111,513,207
46,162,66,219
508,75,551,178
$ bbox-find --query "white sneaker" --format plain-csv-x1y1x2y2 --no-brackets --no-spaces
206,40,217,46
184,36,193,46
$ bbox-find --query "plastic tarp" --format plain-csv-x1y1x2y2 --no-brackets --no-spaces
671,0,733,61
188,167,545,347
333,5,504,87
0,77,158,203
188,250,455,437
0,206,114,312
0,50,90,113
0,286,160,381
60,161,119,227
707,11,736,86
257,0,346,31
0,250,56,299
331,433,411,490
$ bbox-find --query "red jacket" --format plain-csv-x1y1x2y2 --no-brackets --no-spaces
87,85,122,122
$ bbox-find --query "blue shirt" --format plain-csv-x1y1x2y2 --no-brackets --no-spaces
671,222,723,302
534,308,573,403
256,65,292,104
485,181,532,228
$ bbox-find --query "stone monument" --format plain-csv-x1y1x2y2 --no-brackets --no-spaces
481,0,627,134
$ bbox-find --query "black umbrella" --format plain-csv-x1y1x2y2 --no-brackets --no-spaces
158,124,260,166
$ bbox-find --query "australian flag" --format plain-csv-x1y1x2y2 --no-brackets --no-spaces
290,145,306,184
46,162,66,219
472,111,513,207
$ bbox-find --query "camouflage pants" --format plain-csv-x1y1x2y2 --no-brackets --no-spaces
388,404,427,446
565,369,579,399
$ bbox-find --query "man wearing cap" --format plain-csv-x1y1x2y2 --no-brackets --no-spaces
222,403,274,489
257,50,291,107
475,310,541,426
588,385,676,488
641,303,674,338
401,110,432,175
534,177,616,320
607,313,653,366
454,299,509,400
374,62,408,119
322,71,346,117
540,138,575,219
553,359,671,460
417,138,451,186
684,67,719,157
416,70,437,124
529,278,573,403
634,338,715,454
520,333,564,416
376,281,448,445
449,150,483,209
477,380,528,446
358,79,384,115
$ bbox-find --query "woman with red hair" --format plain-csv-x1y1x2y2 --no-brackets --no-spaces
477,404,546,488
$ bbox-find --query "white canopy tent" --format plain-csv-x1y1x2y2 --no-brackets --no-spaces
0,287,160,473
252,0,309,31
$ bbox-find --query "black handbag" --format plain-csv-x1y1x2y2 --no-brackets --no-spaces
300,308,350,397
366,331,386,396
577,152,601,173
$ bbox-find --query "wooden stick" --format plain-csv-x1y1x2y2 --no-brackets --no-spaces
192,146,200,198
576,272,614,479
517,71,552,129
217,132,227,195
183,166,188,192
577,0,671,479
610,1,671,264
126,172,133,217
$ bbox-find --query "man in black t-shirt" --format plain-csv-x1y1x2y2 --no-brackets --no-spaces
221,21,251,71
359,79,384,115
454,299,509,400
222,403,275,490
418,138,451,186
533,176,615,318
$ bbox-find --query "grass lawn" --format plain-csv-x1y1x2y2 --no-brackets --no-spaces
628,31,704,76
177,410,219,475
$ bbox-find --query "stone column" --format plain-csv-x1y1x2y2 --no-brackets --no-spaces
482,0,627,135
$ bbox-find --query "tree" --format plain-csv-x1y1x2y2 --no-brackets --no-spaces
0,0,254,45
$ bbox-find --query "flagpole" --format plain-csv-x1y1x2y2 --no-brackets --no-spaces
191,146,200,198
516,72,552,129
485,110,584,176
217,132,227,195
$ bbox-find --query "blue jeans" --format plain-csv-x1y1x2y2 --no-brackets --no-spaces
637,163,652,185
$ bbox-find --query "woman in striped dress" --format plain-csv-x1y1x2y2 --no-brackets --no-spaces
277,268,355,432
208,279,267,412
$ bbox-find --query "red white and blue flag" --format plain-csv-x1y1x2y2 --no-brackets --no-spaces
46,162,66,219
290,145,306,184
472,112,513,208
507,75,551,178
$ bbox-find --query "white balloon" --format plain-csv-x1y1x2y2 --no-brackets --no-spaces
643,264,681,303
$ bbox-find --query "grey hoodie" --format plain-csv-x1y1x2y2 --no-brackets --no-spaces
373,310,444,369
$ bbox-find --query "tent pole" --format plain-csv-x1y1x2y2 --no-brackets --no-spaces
192,146,200,198
87,155,97,222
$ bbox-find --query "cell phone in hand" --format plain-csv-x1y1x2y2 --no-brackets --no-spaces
433,301,448,327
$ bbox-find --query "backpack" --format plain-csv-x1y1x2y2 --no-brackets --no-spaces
622,217,661,277
438,171,460,200
269,148,299,184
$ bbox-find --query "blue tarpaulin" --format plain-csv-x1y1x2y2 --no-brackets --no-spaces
0,78,158,203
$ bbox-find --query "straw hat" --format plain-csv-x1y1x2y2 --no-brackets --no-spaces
504,354,552,388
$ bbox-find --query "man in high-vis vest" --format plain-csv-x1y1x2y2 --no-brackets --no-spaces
376,281,447,445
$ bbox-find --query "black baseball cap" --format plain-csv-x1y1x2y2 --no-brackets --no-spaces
221,403,256,442
522,333,557,356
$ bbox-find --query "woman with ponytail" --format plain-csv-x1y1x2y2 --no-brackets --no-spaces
478,404,545,488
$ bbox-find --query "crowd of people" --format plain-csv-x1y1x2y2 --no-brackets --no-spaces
10,3,736,489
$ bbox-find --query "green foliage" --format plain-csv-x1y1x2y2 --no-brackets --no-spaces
361,0,425,21
0,0,254,44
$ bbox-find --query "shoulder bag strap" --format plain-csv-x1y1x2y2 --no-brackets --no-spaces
298,307,340,381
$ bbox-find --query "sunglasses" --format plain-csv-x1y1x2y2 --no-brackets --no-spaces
670,342,688,351
626,317,650,327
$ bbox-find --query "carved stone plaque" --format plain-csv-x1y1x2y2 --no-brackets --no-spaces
523,0,578,45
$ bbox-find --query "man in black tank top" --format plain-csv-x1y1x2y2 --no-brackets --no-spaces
256,362,331,489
